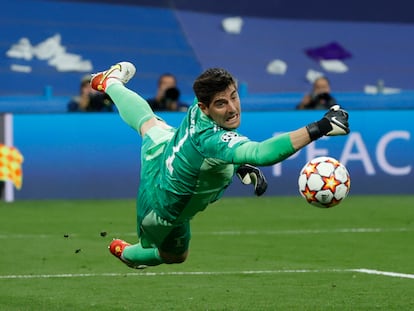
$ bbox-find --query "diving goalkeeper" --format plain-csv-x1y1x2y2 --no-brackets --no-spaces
90,62,350,268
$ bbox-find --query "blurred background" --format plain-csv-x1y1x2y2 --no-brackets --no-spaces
0,0,413,199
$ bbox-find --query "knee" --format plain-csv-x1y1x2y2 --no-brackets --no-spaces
159,250,188,264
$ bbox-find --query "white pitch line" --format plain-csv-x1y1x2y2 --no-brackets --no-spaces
352,269,414,279
0,269,348,279
0,227,411,239
202,227,412,235
1,268,413,280
0,234,57,239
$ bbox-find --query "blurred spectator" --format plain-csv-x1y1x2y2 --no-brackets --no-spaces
67,75,114,112
296,76,337,110
147,73,188,111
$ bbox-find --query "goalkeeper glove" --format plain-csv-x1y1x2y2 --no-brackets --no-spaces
306,105,350,141
236,164,268,196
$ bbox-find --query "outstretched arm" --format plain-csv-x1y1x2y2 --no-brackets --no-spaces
233,105,349,166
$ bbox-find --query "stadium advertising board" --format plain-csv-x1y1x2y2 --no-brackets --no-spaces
13,110,413,199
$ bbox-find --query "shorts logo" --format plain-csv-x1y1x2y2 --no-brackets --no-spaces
174,237,184,247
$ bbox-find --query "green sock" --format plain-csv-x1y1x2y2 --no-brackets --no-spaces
106,83,155,133
122,243,163,266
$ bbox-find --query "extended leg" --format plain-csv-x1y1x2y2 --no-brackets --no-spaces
90,61,160,136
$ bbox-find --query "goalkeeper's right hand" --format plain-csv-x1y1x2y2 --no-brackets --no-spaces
306,105,350,141
236,164,268,196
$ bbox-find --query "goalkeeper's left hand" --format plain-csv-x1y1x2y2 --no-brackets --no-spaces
306,104,350,141
236,164,268,196
323,105,350,136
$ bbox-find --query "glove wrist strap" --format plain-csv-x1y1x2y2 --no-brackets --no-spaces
306,118,332,141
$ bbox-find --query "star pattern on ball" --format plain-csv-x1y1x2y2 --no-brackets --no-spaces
322,175,341,192
303,162,318,178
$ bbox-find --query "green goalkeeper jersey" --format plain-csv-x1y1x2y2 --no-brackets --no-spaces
142,104,250,223
106,83,295,224
137,101,296,224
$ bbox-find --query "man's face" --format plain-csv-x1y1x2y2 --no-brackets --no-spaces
198,84,241,130
159,76,176,94
313,78,330,95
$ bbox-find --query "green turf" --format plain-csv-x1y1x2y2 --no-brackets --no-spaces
0,196,413,310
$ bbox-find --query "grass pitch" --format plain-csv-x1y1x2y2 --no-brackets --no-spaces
0,195,413,310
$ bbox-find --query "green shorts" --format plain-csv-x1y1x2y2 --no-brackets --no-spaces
136,125,191,255
139,210,191,255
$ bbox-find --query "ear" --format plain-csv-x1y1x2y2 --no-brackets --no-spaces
198,102,209,116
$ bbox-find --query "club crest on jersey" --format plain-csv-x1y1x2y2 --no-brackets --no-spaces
220,131,247,148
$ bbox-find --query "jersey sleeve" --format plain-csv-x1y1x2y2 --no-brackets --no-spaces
199,130,250,162
190,105,296,166
199,130,296,166
233,133,296,166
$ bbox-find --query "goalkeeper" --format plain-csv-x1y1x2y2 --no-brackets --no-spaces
90,62,350,269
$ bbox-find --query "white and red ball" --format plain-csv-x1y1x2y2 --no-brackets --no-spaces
298,156,350,208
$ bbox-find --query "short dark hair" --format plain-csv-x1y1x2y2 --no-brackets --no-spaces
193,68,236,107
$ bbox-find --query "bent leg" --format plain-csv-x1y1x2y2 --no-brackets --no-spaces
159,249,188,264
121,242,188,267
157,221,191,264
122,243,163,267
121,210,191,266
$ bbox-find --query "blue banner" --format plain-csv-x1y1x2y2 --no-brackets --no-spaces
13,110,413,199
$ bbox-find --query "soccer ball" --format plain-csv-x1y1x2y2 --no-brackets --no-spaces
298,156,350,208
